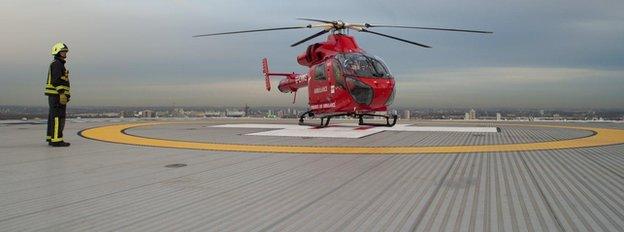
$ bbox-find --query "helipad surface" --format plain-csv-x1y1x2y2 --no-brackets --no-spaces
1,118,624,231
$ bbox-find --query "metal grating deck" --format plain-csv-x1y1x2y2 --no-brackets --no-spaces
0,119,623,231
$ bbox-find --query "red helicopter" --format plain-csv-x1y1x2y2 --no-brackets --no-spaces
195,18,491,127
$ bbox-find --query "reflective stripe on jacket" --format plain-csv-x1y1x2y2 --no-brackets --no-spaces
44,57,70,96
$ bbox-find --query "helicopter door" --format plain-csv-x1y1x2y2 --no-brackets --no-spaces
309,63,333,110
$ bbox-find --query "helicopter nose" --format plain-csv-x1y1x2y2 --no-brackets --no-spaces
352,77,394,106
372,80,391,86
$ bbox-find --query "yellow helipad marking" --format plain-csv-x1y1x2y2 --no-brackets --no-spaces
80,122,624,154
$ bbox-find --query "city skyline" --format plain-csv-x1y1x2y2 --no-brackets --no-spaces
3,104,622,120
1,0,623,108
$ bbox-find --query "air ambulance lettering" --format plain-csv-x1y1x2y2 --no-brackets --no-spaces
313,86,328,94
310,102,336,110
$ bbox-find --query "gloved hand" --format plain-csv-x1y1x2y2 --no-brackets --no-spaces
59,94,68,105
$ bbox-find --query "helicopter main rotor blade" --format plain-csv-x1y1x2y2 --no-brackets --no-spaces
360,29,431,48
296,18,337,24
290,29,330,47
364,24,493,34
193,26,311,37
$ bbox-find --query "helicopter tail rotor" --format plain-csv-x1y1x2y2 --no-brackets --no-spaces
262,58,271,91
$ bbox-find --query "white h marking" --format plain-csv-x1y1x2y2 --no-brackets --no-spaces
211,124,498,138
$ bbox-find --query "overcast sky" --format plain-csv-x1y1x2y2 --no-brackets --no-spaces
1,0,623,109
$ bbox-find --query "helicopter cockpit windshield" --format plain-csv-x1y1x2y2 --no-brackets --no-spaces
336,53,392,78
333,53,393,105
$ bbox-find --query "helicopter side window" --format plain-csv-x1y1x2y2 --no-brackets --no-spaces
332,59,346,88
314,64,326,81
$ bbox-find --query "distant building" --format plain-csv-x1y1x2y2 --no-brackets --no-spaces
226,109,245,117
469,109,476,120
155,111,169,118
139,110,154,118
465,112,470,120
190,111,205,118
204,111,221,117
173,108,186,117
496,113,502,121
553,114,561,120
103,113,118,118
403,110,411,120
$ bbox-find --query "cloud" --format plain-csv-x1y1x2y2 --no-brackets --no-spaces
0,0,622,108
394,67,624,108
402,67,619,85
70,79,308,107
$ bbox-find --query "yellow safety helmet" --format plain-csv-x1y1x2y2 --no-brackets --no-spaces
51,42,69,55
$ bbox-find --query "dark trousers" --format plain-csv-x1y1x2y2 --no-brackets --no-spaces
47,95,66,142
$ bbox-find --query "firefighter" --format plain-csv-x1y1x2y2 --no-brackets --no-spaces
45,42,71,147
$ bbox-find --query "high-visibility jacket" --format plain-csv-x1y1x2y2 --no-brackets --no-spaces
44,57,71,96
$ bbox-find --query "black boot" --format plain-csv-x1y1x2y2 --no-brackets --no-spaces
49,141,71,147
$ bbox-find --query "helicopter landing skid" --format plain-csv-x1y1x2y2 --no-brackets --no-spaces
357,113,398,127
298,111,398,128
298,110,329,128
